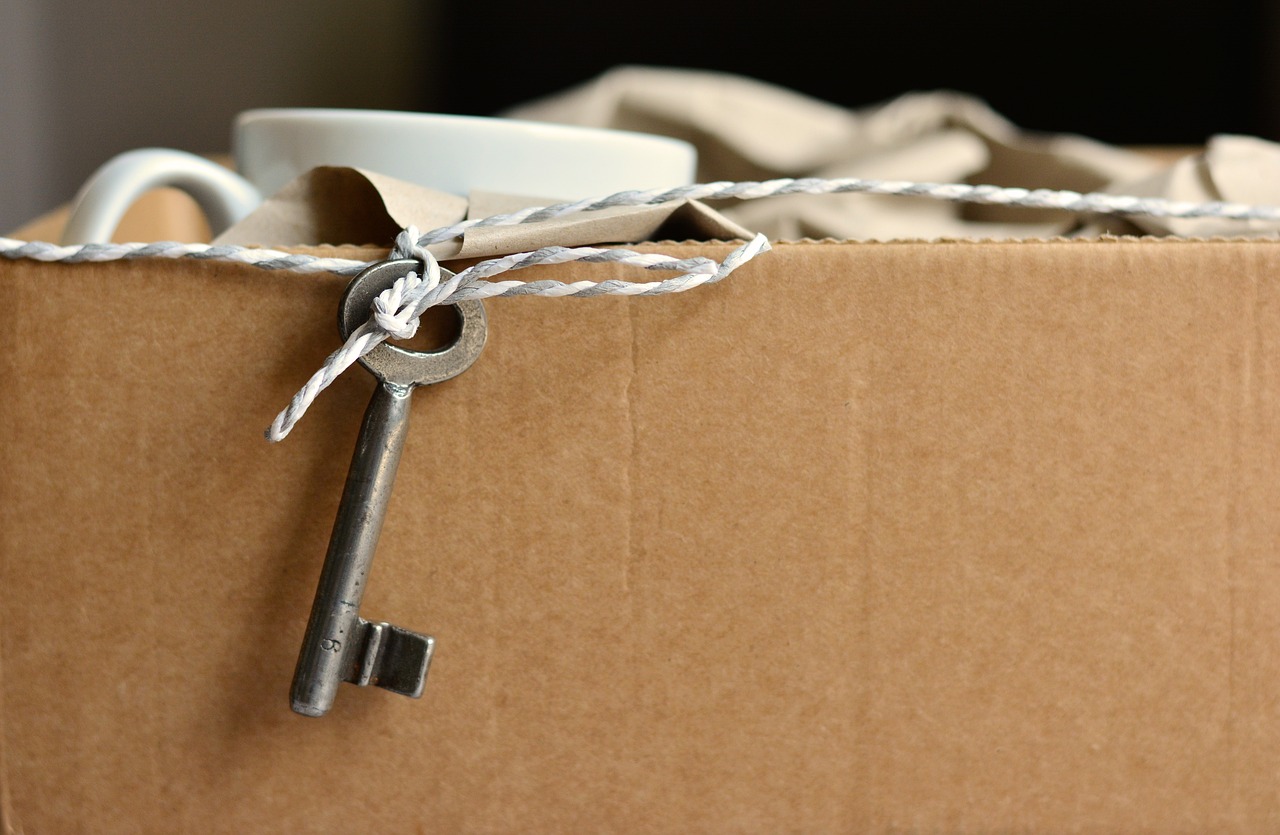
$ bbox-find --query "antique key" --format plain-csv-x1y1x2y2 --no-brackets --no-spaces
290,259,487,717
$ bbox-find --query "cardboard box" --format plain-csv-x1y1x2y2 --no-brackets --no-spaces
3,228,1280,831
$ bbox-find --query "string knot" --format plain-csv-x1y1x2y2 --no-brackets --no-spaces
370,270,424,340
371,225,442,340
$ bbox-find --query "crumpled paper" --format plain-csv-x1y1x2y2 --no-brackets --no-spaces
1092,134,1280,237
505,66,1174,240
215,166,752,253
218,67,1280,249
509,67,1280,239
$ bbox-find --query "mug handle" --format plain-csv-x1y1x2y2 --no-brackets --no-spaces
60,148,262,245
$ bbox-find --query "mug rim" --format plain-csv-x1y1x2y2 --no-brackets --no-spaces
234,107,694,153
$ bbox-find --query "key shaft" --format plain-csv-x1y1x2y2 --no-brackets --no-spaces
291,382,416,717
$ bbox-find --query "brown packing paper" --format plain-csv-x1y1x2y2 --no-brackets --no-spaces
214,167,458,248
505,67,1168,239
214,166,754,256
455,189,754,259
5,237,1280,831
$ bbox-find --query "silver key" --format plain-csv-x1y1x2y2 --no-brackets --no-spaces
290,259,487,718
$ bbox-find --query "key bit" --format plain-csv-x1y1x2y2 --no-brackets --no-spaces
290,259,486,718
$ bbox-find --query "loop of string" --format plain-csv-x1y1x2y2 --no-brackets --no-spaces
4,175,1280,442
264,225,770,441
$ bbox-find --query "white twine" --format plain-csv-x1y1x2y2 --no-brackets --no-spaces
4,175,1279,441
263,227,771,441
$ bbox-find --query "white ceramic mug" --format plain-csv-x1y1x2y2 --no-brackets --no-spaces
61,108,698,244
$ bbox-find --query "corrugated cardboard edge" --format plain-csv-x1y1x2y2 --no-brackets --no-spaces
752,235,1280,246
285,235,1280,254
634,235,1280,248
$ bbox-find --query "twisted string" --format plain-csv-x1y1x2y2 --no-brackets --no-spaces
5,175,1279,441
264,227,770,441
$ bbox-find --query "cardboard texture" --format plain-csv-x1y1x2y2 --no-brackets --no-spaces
4,236,1280,832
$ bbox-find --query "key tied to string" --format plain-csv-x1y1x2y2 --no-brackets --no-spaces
263,224,772,442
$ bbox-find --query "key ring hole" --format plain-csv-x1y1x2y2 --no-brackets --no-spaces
341,259,487,388
387,305,463,353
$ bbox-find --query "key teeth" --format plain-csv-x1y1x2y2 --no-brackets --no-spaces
347,618,434,698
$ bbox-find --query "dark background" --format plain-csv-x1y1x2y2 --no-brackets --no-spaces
3,0,1276,232
432,0,1275,144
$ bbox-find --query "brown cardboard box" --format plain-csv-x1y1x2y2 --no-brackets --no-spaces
3,229,1280,832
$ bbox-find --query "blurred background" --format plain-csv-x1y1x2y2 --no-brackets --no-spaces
2,0,1277,233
